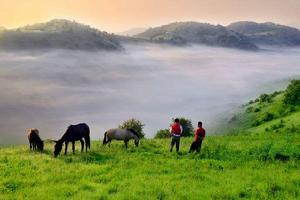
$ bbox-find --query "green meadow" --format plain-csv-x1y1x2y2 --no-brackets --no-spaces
1,83,300,200
1,133,300,200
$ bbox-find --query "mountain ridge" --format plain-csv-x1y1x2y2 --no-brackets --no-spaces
0,19,122,50
1,19,300,51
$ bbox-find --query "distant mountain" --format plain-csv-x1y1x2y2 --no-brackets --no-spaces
117,27,148,36
227,21,300,46
0,19,122,50
134,22,258,50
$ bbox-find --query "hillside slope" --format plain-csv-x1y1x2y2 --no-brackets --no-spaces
228,81,300,136
134,22,258,50
0,19,122,50
227,21,300,46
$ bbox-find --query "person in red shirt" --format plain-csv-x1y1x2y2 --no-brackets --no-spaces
169,118,183,153
189,121,205,153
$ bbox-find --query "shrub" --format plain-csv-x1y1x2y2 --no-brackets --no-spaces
154,129,170,139
246,106,253,113
118,118,145,138
259,93,271,103
252,120,261,127
176,117,194,137
262,112,274,122
248,100,254,105
284,80,300,105
254,107,261,112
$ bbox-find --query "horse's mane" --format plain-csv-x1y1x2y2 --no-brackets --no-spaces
127,129,139,138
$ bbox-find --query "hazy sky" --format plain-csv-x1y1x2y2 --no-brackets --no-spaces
1,0,300,32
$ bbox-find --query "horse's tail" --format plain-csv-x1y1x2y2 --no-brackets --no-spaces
103,131,107,145
85,125,91,149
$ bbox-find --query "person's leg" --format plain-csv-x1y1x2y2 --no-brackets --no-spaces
170,137,175,152
176,137,180,153
196,139,203,153
189,141,195,153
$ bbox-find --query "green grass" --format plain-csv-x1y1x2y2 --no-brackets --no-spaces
1,134,300,200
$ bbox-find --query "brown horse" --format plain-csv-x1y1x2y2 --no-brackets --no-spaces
54,123,90,157
27,129,44,152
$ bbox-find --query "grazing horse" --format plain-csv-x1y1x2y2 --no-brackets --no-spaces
27,129,44,152
103,128,140,148
54,123,90,157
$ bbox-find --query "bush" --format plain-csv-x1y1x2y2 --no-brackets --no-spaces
262,112,274,122
284,80,300,105
254,108,261,112
154,129,170,139
259,93,271,103
118,118,145,138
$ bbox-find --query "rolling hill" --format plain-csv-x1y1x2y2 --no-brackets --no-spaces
0,19,122,50
227,80,300,136
134,22,258,50
227,21,300,46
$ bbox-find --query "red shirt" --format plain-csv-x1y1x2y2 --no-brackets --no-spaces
171,123,181,135
194,127,205,141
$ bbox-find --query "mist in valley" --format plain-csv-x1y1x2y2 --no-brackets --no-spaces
1,44,300,144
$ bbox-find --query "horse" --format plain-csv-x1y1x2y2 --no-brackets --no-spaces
27,129,44,152
53,123,90,157
103,128,140,148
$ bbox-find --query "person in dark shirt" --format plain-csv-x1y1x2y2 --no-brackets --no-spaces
189,121,205,153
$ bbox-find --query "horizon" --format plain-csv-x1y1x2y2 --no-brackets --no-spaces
1,18,300,34
1,0,300,32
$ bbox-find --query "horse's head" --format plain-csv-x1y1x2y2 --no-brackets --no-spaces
54,140,63,157
38,140,44,152
128,129,140,147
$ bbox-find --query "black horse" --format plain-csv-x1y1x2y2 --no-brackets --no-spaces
28,129,44,152
54,123,90,157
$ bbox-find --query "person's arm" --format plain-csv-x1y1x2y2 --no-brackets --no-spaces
194,129,198,141
169,126,172,137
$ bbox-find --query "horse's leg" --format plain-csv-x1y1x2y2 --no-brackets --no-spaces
108,140,111,147
33,143,36,151
72,141,75,154
65,142,69,155
29,142,32,151
80,139,84,152
85,139,88,152
124,140,128,149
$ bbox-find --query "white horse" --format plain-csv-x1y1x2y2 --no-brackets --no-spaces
103,128,139,148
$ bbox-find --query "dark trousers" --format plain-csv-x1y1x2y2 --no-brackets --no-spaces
189,138,203,153
170,136,180,152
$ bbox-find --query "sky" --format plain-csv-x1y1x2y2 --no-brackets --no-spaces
1,0,300,32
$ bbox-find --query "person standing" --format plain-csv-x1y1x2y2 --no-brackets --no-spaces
189,121,205,153
170,118,183,153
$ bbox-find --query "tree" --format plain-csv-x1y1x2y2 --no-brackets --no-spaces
154,129,170,139
118,118,145,138
176,117,194,137
284,80,300,105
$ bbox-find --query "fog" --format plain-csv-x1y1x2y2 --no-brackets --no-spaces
1,44,300,144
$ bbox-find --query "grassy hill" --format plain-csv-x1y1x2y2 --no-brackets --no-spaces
1,135,300,199
228,87,300,136
1,82,300,199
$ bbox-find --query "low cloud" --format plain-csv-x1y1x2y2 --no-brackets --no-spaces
0,44,300,144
